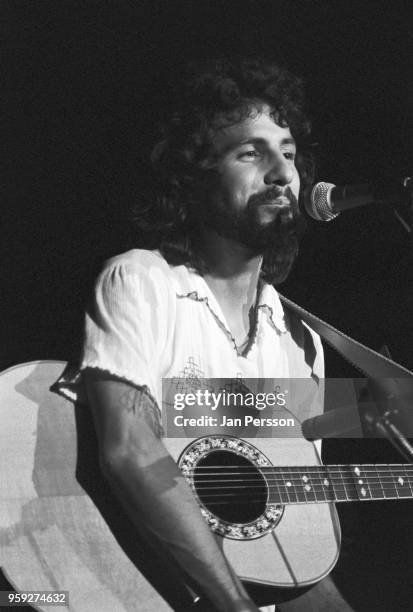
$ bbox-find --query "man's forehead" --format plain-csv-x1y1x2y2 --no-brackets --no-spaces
212,106,294,153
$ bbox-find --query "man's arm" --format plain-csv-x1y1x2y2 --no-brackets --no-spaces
84,368,259,612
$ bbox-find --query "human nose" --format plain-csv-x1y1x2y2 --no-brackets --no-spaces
264,152,295,187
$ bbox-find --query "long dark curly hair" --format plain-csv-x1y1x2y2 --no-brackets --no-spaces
134,58,314,284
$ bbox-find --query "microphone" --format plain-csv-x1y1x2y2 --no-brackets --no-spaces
301,403,368,440
306,177,413,222
301,398,413,440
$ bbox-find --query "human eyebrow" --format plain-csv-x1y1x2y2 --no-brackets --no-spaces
223,136,297,154
218,137,264,154
280,137,297,147
235,137,267,150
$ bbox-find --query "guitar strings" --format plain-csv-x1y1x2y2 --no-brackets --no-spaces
190,481,412,492
186,468,413,478
190,477,413,488
185,472,413,481
178,463,413,503
194,487,412,503
190,479,413,492
182,467,413,476
189,484,413,505
181,463,413,474
183,469,413,501
192,492,411,506
188,481,413,504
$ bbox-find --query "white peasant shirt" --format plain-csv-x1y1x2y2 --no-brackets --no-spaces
56,249,324,424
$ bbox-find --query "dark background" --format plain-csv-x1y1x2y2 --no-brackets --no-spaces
2,1,413,610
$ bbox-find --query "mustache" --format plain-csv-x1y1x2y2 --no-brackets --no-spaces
248,186,297,207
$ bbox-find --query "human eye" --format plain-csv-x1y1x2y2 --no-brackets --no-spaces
283,150,296,161
281,143,297,161
239,149,262,160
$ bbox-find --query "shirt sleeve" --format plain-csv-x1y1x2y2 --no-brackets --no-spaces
55,250,174,407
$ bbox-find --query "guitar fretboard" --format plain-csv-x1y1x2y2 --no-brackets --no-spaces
262,464,413,504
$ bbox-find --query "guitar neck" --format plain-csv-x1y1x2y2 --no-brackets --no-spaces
260,464,413,504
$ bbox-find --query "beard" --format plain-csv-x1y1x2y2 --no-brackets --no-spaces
200,185,307,284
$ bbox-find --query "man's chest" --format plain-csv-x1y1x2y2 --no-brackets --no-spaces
161,298,312,381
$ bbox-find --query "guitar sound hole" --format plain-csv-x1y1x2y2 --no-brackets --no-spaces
193,450,267,523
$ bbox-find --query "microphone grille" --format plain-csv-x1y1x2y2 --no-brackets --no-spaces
308,182,340,222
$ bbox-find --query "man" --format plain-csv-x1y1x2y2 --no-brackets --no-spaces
57,59,335,611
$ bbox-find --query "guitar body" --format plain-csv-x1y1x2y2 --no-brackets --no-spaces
164,436,341,587
0,361,341,611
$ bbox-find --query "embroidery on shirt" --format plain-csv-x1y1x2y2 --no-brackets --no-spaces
171,356,205,393
220,372,254,396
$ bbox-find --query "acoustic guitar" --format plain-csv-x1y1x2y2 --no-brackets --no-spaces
1,361,412,611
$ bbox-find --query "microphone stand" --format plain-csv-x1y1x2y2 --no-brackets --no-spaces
393,176,413,234
362,377,413,462
362,403,413,462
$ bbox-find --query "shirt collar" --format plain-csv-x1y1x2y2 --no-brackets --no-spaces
256,281,288,334
171,262,287,335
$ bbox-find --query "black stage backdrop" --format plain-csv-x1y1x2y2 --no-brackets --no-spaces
2,1,413,610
